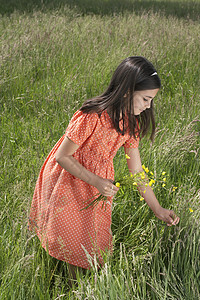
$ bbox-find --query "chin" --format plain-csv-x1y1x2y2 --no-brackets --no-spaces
135,110,142,115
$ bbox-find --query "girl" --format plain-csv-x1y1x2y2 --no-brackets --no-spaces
29,56,180,281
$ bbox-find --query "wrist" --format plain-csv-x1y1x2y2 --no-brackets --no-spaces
153,205,163,217
91,174,100,188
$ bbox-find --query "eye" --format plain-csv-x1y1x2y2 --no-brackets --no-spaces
143,98,148,102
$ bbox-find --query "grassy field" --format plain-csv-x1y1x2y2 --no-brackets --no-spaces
0,0,200,299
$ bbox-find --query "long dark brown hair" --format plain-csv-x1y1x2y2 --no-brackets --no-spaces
80,56,161,141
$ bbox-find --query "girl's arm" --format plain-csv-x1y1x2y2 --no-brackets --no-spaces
124,147,180,226
55,137,119,197
56,137,96,186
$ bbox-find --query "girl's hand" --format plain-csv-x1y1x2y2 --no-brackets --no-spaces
94,176,119,197
155,207,180,226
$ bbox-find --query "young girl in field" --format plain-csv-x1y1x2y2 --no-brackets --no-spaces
29,56,179,283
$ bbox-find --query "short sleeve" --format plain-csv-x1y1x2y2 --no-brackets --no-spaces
65,110,98,146
123,134,140,149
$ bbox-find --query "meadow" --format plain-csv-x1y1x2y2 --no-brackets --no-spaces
0,0,200,299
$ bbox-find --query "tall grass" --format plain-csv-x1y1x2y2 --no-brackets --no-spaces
0,1,200,299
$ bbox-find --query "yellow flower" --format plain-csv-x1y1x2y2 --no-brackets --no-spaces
130,173,133,177
149,179,155,187
133,182,137,186
142,165,149,173
150,171,154,176
125,154,130,159
145,183,149,187
163,178,166,182
172,186,177,192
140,197,144,201
162,171,166,176
162,183,166,187
143,190,146,194
115,182,120,188
189,208,193,212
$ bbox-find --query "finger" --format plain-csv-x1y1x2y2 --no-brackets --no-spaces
170,212,178,223
172,216,177,223
103,191,112,197
167,216,174,225
105,185,116,193
169,210,177,222
169,210,175,218
103,186,112,195
168,215,180,226
110,188,118,195
107,179,114,184
103,187,116,196
109,184,119,192
172,216,180,225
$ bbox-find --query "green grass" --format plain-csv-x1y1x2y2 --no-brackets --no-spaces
0,0,200,299
0,0,200,21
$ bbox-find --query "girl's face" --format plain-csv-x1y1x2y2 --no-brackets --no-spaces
132,89,159,115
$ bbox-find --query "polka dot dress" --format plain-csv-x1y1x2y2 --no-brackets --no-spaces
28,110,139,269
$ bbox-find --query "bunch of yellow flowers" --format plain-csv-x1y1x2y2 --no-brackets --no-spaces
82,157,178,210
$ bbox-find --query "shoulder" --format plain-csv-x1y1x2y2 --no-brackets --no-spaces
65,110,100,145
69,110,99,125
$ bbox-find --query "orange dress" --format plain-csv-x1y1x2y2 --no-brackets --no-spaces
28,109,139,269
